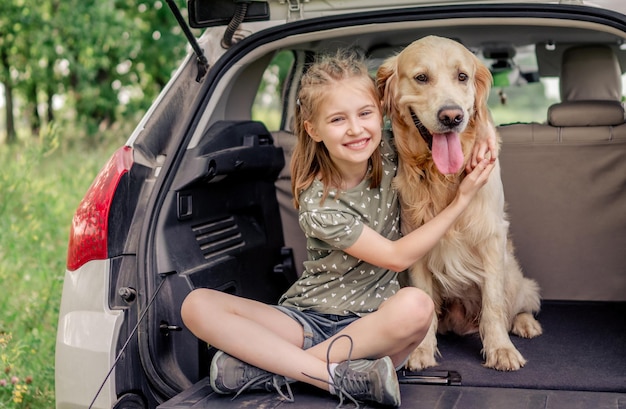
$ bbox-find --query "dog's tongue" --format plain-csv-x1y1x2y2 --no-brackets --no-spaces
432,132,464,175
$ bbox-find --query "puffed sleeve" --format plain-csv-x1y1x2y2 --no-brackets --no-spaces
299,209,364,250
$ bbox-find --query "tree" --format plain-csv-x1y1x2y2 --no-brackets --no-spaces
0,0,192,144
0,0,21,144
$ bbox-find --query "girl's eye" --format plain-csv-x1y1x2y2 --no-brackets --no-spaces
458,72,468,82
360,110,373,117
415,74,428,83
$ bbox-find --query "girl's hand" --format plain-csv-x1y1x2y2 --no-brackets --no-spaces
467,122,498,172
458,158,495,204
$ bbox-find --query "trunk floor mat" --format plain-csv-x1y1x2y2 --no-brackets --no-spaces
160,301,625,408
425,301,626,392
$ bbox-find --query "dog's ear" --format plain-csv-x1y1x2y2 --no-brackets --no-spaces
376,56,398,117
473,59,493,125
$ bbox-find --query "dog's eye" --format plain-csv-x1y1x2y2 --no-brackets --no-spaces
458,73,468,82
414,74,428,83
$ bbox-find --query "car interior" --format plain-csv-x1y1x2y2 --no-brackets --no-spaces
147,11,626,408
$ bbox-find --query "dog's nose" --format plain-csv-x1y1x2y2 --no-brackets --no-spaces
438,106,464,128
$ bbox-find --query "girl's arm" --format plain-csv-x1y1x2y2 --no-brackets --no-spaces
344,158,495,273
467,120,498,172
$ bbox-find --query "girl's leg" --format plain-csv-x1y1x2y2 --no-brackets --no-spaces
180,288,332,390
306,287,434,367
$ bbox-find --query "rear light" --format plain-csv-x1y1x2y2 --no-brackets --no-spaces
66,146,133,271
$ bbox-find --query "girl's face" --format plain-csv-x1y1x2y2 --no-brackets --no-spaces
304,78,382,178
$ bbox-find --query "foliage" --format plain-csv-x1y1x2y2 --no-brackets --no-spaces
488,80,558,125
252,50,295,130
0,1,196,406
0,0,194,143
0,124,119,408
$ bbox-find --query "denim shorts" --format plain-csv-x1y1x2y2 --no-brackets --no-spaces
273,305,360,349
274,305,409,370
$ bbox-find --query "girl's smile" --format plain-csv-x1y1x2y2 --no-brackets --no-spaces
343,137,371,149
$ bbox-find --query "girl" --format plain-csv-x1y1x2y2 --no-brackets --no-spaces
181,50,496,408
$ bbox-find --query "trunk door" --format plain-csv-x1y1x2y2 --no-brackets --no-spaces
187,0,626,28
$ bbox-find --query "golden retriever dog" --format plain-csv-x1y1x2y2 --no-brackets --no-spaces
376,36,542,371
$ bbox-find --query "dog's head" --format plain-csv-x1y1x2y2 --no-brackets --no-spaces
376,35,492,175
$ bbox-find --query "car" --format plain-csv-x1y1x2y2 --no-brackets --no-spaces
55,1,626,408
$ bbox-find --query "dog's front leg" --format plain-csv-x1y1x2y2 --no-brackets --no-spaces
479,237,526,371
405,261,440,370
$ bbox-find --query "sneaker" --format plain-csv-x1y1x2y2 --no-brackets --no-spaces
209,350,293,401
333,356,401,408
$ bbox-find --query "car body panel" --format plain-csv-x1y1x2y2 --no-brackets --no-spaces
209,0,626,23
56,259,122,409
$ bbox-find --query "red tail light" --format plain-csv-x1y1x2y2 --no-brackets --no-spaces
66,146,134,271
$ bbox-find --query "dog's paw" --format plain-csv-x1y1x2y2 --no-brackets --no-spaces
483,347,526,371
406,348,438,370
511,312,543,338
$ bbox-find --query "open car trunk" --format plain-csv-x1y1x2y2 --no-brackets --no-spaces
133,4,626,408
150,117,626,408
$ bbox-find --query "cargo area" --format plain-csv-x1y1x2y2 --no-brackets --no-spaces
148,8,626,409
153,114,626,408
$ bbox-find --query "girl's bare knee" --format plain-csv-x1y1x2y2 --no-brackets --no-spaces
180,288,215,326
392,287,434,335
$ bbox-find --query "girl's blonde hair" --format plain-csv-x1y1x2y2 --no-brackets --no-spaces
290,50,383,209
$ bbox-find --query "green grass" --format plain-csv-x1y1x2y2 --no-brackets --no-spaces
0,124,120,408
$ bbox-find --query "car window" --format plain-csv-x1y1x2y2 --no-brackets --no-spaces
488,79,558,125
252,50,295,131
253,45,626,130
486,43,626,125
255,46,556,130
483,44,553,125
489,74,626,125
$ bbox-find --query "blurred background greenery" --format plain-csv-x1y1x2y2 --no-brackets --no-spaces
0,0,194,146
0,0,193,406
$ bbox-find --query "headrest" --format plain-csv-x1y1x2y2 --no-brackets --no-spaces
560,45,622,101
548,45,625,126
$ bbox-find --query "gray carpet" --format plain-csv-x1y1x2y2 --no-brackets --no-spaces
411,301,626,392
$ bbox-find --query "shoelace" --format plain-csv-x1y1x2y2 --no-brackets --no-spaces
232,372,294,403
335,366,369,401
303,334,362,409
